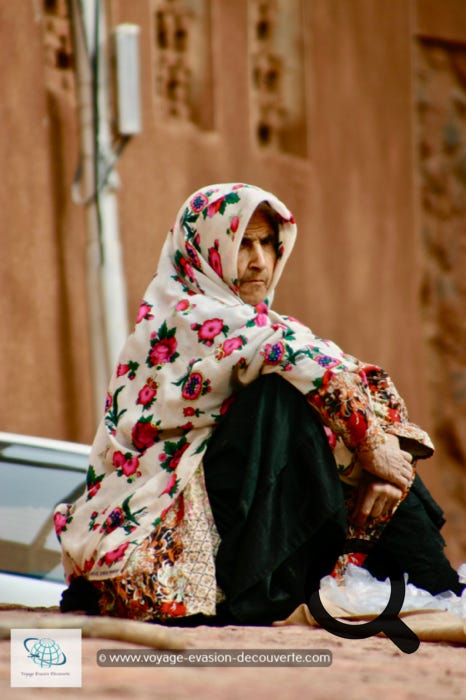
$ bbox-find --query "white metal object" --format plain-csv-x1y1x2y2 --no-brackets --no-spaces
114,24,142,135
0,572,66,607
0,432,89,607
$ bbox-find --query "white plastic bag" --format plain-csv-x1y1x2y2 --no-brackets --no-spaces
319,564,466,619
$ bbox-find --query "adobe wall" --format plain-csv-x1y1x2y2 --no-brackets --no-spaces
1,0,464,562
114,0,428,408
0,1,94,442
413,0,466,563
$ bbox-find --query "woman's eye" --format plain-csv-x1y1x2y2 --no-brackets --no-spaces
262,236,277,250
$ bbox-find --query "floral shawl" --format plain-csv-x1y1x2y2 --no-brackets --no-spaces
55,183,432,581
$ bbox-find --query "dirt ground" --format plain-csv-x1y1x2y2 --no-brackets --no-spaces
1,608,465,700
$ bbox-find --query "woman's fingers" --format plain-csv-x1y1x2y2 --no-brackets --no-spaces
353,476,403,526
401,449,414,466
357,441,414,490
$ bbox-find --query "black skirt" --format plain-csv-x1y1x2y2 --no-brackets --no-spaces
203,374,463,624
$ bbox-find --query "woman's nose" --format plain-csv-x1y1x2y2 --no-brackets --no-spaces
250,242,265,267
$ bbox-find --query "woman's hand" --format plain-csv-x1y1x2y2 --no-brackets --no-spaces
357,434,414,491
352,473,403,527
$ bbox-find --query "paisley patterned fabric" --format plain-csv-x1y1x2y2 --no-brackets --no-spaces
55,182,433,586
92,465,223,620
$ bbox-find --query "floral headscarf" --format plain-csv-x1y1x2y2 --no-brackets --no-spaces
56,183,358,580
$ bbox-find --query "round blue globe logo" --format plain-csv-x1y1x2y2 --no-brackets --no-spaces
24,637,67,668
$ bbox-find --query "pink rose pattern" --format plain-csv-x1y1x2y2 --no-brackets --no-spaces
98,542,129,567
207,240,223,278
131,417,161,451
191,318,228,346
137,378,158,409
246,302,269,328
57,184,428,586
136,300,154,324
146,322,179,367
55,184,318,578
113,450,141,481
54,509,73,540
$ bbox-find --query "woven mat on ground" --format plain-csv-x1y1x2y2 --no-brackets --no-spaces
274,597,466,644
0,607,185,648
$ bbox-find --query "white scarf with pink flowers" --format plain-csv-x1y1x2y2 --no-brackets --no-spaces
55,183,358,580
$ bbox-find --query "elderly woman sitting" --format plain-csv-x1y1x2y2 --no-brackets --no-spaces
55,183,463,625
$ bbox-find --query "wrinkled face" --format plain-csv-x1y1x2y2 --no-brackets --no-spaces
237,208,278,305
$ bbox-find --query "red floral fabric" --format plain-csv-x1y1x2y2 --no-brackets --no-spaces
55,183,433,588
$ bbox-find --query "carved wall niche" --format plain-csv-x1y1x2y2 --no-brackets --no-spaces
42,0,75,103
248,0,307,157
416,39,466,466
151,0,213,130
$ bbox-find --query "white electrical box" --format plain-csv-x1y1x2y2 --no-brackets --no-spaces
114,24,142,135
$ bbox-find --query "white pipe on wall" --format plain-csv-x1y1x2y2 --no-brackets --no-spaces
69,0,129,425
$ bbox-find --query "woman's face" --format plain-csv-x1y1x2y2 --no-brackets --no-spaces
237,208,278,305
